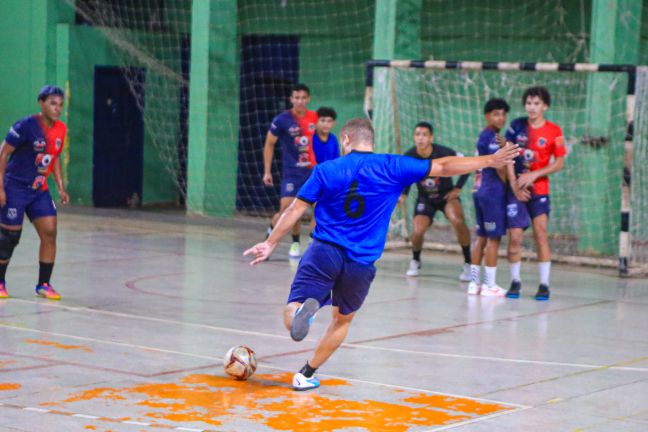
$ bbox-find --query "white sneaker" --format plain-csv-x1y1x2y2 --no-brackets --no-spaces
406,259,420,276
480,284,506,297
467,281,481,295
459,264,472,282
292,372,320,391
289,242,301,258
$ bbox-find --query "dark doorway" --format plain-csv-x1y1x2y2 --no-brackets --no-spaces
93,66,145,207
237,35,299,212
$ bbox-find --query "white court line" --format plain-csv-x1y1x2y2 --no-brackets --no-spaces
9,298,648,373
0,322,526,409
23,407,50,413
72,413,99,419
423,406,532,431
123,420,150,426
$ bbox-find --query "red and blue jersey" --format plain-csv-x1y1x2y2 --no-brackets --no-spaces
506,117,566,195
4,114,66,191
269,110,318,177
473,127,505,198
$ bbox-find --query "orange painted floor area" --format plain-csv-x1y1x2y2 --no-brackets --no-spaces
31,371,515,431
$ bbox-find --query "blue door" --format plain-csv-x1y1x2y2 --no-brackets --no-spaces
93,66,145,207
237,35,299,212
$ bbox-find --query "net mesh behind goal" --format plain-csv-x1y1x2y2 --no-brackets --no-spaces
372,65,648,271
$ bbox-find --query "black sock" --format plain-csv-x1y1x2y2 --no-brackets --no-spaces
462,245,471,264
292,234,300,243
299,361,317,378
0,262,8,282
38,262,54,285
413,250,421,261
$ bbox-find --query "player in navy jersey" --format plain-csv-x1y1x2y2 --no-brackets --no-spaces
0,86,70,300
400,122,472,281
245,118,518,390
468,98,511,297
263,83,318,258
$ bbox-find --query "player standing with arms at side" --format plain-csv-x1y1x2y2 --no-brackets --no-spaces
245,118,519,390
0,85,70,300
262,83,318,258
468,98,511,296
400,122,472,281
505,86,566,300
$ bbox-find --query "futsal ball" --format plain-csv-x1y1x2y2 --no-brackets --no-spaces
223,345,257,380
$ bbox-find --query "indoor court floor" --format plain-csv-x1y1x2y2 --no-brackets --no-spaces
0,208,647,431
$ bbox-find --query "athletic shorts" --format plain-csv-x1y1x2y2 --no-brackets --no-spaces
281,170,311,198
288,239,376,315
506,190,550,230
1,180,57,226
413,198,449,220
473,193,506,238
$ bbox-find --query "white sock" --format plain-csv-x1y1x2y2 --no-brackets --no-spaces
470,264,481,284
539,261,551,286
510,261,521,282
485,266,497,288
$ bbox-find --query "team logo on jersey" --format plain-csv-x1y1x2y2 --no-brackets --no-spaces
31,176,47,191
308,123,315,131
6,208,17,220
288,126,301,137
416,202,426,212
296,136,309,147
523,149,535,161
422,177,438,189
516,134,528,146
55,138,62,150
538,137,547,147
488,141,500,151
33,139,46,153
507,203,518,218
35,153,53,174
8,127,20,138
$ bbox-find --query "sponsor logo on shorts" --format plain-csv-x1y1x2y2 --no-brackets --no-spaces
540,197,547,203
286,183,294,192
507,203,518,218
416,202,426,212
7,208,17,220
485,222,497,232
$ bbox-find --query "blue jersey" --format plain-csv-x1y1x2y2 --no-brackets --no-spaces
312,132,340,164
473,127,505,198
505,117,529,175
297,151,431,264
269,110,317,178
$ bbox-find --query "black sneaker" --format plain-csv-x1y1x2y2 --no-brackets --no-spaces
535,284,550,301
506,280,521,299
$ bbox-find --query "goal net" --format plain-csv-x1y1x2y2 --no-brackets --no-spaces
370,62,648,274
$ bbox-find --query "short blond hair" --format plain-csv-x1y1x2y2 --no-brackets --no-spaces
340,118,374,146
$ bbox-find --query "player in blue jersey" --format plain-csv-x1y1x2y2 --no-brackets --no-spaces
0,86,70,300
245,118,519,390
263,83,318,258
468,98,511,297
312,107,339,164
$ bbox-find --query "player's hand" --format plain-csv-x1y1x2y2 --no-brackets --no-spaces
262,172,273,186
516,172,537,189
495,134,509,148
59,190,70,205
243,241,276,266
514,187,531,202
491,142,519,168
444,187,461,201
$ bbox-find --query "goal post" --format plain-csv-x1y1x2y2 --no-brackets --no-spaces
365,59,647,276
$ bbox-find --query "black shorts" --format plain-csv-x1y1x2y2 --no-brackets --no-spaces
414,199,448,220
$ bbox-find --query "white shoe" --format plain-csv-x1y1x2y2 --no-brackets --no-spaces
459,264,472,282
480,284,506,297
292,372,320,391
467,281,481,295
289,242,301,258
406,259,420,277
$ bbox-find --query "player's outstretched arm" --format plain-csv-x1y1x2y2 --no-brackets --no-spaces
243,198,310,265
430,142,518,177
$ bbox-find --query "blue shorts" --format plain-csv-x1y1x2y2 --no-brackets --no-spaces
1,181,57,226
506,190,550,230
414,198,449,219
288,239,376,315
281,171,311,198
473,193,506,238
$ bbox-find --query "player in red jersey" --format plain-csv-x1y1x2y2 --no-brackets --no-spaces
0,86,70,300
504,86,567,300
